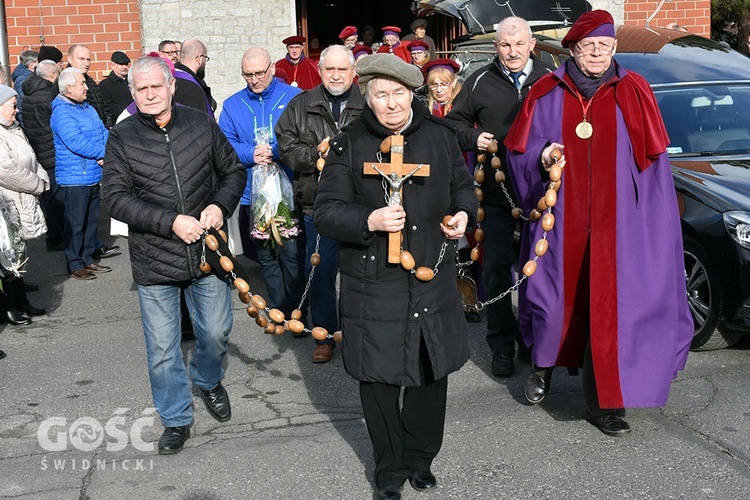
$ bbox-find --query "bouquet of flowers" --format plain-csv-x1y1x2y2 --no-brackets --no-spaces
0,192,27,282
250,127,299,247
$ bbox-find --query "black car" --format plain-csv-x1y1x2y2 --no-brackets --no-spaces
444,20,750,350
614,27,750,350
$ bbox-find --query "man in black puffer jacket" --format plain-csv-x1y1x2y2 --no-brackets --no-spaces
21,59,63,251
102,57,246,456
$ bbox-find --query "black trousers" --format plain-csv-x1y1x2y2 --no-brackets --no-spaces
359,337,448,489
481,196,521,355
582,339,625,416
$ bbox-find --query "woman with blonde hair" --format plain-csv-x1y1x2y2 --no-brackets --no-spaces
423,59,461,117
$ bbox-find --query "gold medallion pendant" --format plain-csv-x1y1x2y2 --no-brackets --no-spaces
575,121,593,139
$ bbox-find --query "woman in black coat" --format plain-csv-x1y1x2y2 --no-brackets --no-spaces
314,55,477,500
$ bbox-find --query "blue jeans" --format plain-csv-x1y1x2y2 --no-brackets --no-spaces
62,185,100,273
246,205,305,316
138,274,232,427
304,214,338,346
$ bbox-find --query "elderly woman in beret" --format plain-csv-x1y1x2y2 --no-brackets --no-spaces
422,59,461,118
314,54,477,500
0,84,49,326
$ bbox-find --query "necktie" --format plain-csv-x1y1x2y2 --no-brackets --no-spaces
510,71,523,90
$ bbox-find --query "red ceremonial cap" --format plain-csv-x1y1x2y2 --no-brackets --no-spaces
282,35,306,46
381,26,401,36
339,26,358,40
352,44,373,59
408,40,429,52
561,10,616,48
422,58,460,75
146,51,175,76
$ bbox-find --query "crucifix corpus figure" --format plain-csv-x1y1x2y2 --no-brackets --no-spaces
363,134,430,263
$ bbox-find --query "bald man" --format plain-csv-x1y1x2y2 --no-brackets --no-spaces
174,37,216,116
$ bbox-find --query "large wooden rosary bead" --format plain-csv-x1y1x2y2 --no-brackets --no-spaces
291,309,303,320
486,140,498,154
550,148,562,162
239,291,251,304
529,209,542,221
316,158,326,171
234,278,250,294
255,315,268,328
287,319,305,334
477,207,485,223
310,252,321,266
544,189,557,208
441,215,457,230
535,239,549,256
474,227,485,243
218,229,228,242
251,294,267,310
199,261,212,273
415,267,435,282
264,323,275,335
274,325,285,335
474,168,485,183
317,140,330,154
541,213,555,231
474,187,484,203
333,330,343,343
268,308,285,324
490,156,502,169
470,247,480,261
537,198,548,212
494,170,505,183
311,327,329,341
219,255,234,272
477,152,487,164
522,260,538,277
400,251,416,271
549,164,562,182
205,234,220,251
380,136,392,154
246,305,260,318
511,207,523,219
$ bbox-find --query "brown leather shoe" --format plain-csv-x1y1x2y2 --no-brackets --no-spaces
69,269,97,280
311,344,334,363
85,263,111,273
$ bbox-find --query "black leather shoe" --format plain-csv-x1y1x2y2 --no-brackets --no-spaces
525,366,553,404
585,412,632,437
85,263,111,273
491,352,514,377
376,485,402,500
22,303,46,316
200,383,231,422
409,470,437,490
93,245,121,258
158,425,190,455
0,350,6,360
5,309,32,325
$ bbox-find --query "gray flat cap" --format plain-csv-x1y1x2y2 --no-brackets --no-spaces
356,53,424,90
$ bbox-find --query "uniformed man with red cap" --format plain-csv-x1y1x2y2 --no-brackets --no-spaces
274,35,322,90
504,10,692,436
376,26,410,63
338,26,358,49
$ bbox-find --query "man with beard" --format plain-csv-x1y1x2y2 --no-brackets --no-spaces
275,45,365,363
174,38,216,118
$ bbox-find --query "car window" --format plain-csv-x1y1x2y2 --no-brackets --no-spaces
655,85,750,155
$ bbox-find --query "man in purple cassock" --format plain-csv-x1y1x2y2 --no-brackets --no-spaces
504,10,693,436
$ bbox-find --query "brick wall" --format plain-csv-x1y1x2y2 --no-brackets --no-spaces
5,0,142,82
623,0,711,36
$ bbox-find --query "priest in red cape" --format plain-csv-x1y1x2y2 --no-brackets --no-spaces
504,10,692,436
274,35,322,90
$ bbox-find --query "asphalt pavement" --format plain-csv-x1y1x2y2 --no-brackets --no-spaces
1,224,749,500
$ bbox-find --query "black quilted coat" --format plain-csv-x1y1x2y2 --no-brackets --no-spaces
314,102,477,386
101,106,246,285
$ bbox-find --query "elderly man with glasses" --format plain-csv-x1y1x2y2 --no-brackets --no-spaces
219,47,306,325
174,37,216,117
274,35,321,90
504,10,692,436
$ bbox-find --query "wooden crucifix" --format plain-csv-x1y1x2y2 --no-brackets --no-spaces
364,135,430,264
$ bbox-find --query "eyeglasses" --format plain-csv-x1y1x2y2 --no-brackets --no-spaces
160,50,179,56
198,54,211,62
575,41,615,55
428,82,451,90
242,61,272,80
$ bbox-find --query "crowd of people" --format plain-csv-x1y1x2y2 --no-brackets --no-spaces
0,10,694,500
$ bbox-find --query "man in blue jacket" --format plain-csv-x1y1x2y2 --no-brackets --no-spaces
219,47,306,320
51,68,110,280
